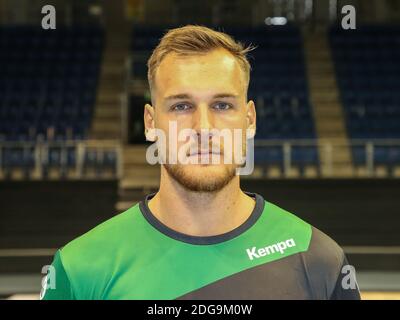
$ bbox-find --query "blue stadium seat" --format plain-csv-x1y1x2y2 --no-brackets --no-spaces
330,25,400,166
0,26,104,142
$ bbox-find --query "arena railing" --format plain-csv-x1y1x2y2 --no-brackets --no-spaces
253,138,400,178
0,139,123,180
1,138,399,180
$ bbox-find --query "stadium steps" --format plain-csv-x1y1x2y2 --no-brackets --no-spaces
303,31,354,177
89,36,127,140
90,1,131,140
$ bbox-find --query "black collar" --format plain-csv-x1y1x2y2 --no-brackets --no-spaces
139,191,265,245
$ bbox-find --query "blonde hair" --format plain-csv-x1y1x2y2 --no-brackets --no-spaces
147,25,254,97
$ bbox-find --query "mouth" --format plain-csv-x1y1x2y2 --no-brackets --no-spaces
188,151,222,157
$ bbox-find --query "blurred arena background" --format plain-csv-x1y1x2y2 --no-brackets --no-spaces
0,0,399,300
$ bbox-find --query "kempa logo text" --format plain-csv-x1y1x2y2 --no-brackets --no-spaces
246,238,296,260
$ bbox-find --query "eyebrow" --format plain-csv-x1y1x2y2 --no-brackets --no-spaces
164,93,239,101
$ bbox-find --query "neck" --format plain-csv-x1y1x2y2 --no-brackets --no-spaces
147,166,256,237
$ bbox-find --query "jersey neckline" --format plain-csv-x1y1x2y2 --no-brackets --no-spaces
139,191,265,246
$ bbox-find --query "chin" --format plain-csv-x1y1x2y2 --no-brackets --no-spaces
164,163,237,192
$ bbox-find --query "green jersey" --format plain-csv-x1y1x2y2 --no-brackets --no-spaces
41,192,360,300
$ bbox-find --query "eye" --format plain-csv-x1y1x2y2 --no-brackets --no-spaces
172,103,192,111
213,102,232,110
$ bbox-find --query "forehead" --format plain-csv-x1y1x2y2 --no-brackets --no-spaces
154,48,245,97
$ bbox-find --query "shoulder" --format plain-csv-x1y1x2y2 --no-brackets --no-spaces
264,200,358,299
263,200,313,251
307,226,345,269
301,226,358,299
304,227,360,299
265,200,344,269
304,226,345,280
60,203,140,259
264,200,311,233
55,203,142,296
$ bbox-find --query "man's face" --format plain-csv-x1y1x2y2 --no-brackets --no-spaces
145,48,256,192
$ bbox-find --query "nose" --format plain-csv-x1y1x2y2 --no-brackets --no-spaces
192,103,213,133
192,103,214,146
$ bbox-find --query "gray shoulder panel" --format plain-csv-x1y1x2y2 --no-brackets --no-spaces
299,226,346,299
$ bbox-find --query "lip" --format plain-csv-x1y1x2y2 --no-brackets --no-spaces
188,151,221,157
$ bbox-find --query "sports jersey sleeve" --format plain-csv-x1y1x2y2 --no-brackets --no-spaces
41,250,76,300
302,227,361,300
329,255,361,300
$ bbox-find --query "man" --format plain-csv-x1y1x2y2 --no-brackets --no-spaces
42,25,360,300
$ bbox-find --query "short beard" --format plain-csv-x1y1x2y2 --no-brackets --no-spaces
163,163,237,193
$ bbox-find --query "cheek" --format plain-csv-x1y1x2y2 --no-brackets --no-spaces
215,115,247,132
155,113,176,134
161,122,195,150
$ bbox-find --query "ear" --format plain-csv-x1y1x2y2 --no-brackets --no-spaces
144,103,156,141
246,100,256,139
